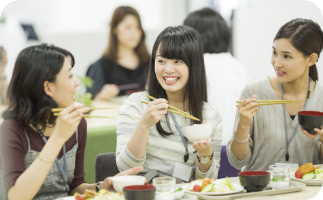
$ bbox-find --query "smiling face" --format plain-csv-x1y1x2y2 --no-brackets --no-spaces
44,57,79,108
271,38,312,83
114,14,142,49
155,45,189,96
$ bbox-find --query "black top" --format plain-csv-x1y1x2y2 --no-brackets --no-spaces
86,57,149,97
290,115,296,120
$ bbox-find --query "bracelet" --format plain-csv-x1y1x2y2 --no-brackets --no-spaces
234,134,250,143
38,155,55,163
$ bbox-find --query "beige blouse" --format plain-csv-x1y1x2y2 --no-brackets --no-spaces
227,78,323,171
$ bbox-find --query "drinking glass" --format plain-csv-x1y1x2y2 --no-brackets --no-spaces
153,177,176,200
269,166,290,189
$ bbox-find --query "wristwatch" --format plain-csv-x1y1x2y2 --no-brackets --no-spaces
197,151,214,164
96,181,102,192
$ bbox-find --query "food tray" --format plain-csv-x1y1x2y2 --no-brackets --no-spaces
182,177,306,200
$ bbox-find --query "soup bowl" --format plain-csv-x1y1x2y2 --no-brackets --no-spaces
182,123,213,142
111,175,146,192
298,111,323,134
123,185,156,200
238,171,270,192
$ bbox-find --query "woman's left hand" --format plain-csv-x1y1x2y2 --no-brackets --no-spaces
100,167,145,191
300,125,323,141
193,137,213,157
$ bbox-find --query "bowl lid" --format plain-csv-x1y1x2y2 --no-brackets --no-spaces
123,185,156,191
238,171,270,176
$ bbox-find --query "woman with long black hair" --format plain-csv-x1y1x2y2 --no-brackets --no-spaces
227,19,323,171
116,26,222,181
0,44,142,200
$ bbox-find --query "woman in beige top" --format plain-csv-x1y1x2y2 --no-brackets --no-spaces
227,18,323,171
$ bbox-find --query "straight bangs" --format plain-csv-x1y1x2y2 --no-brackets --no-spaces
156,35,190,67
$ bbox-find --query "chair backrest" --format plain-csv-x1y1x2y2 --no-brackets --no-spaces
95,153,120,182
218,145,240,179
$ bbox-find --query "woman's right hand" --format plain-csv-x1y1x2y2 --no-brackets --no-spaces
53,104,89,143
238,95,260,127
140,98,168,128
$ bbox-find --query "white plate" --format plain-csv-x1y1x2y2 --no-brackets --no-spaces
182,183,244,196
290,164,323,186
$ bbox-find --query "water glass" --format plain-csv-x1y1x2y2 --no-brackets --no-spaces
153,177,176,200
269,166,290,189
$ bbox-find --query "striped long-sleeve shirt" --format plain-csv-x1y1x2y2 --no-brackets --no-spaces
116,91,222,180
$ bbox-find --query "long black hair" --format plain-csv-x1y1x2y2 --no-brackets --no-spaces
2,44,75,131
184,7,230,54
147,26,207,137
274,18,323,81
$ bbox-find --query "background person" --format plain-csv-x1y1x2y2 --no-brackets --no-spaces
86,6,150,101
184,8,248,144
0,47,8,105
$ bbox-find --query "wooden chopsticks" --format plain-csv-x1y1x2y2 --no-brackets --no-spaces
52,107,115,112
236,100,297,107
143,94,200,121
53,113,113,118
52,107,115,118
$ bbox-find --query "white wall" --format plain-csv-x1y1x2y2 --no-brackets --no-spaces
0,0,188,81
233,0,323,82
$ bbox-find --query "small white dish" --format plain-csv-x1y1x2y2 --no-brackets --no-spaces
181,193,198,199
111,175,146,192
182,123,213,142
174,186,184,199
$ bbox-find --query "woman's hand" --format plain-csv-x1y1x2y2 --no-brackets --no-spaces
95,84,119,101
53,104,89,144
237,95,260,128
100,167,144,191
193,137,213,158
300,125,323,141
140,98,168,128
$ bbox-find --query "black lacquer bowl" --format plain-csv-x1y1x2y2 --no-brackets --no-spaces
123,185,156,200
238,171,270,192
298,111,323,134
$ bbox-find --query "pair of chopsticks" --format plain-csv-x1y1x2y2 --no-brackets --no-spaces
235,100,297,107
52,107,115,118
142,94,200,121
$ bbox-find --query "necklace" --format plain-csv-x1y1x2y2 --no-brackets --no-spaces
283,87,308,100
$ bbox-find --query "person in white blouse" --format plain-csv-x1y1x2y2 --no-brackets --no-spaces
184,8,248,145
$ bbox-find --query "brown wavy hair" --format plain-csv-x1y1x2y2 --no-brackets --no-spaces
147,26,207,137
274,18,323,81
2,44,75,131
103,6,150,64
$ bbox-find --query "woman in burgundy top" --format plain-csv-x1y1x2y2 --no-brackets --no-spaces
0,44,142,200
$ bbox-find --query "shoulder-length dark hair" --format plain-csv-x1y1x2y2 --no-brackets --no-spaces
103,6,150,64
274,18,323,82
2,44,75,131
183,7,230,54
147,26,207,137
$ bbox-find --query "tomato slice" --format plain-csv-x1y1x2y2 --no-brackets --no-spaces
76,196,85,200
295,170,303,179
193,185,201,192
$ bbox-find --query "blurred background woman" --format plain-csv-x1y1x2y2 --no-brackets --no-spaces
0,47,8,105
227,19,323,171
184,8,247,144
86,6,150,101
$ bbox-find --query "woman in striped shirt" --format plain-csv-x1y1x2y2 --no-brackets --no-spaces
116,26,222,181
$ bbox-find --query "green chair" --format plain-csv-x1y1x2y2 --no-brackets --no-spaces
84,126,117,183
